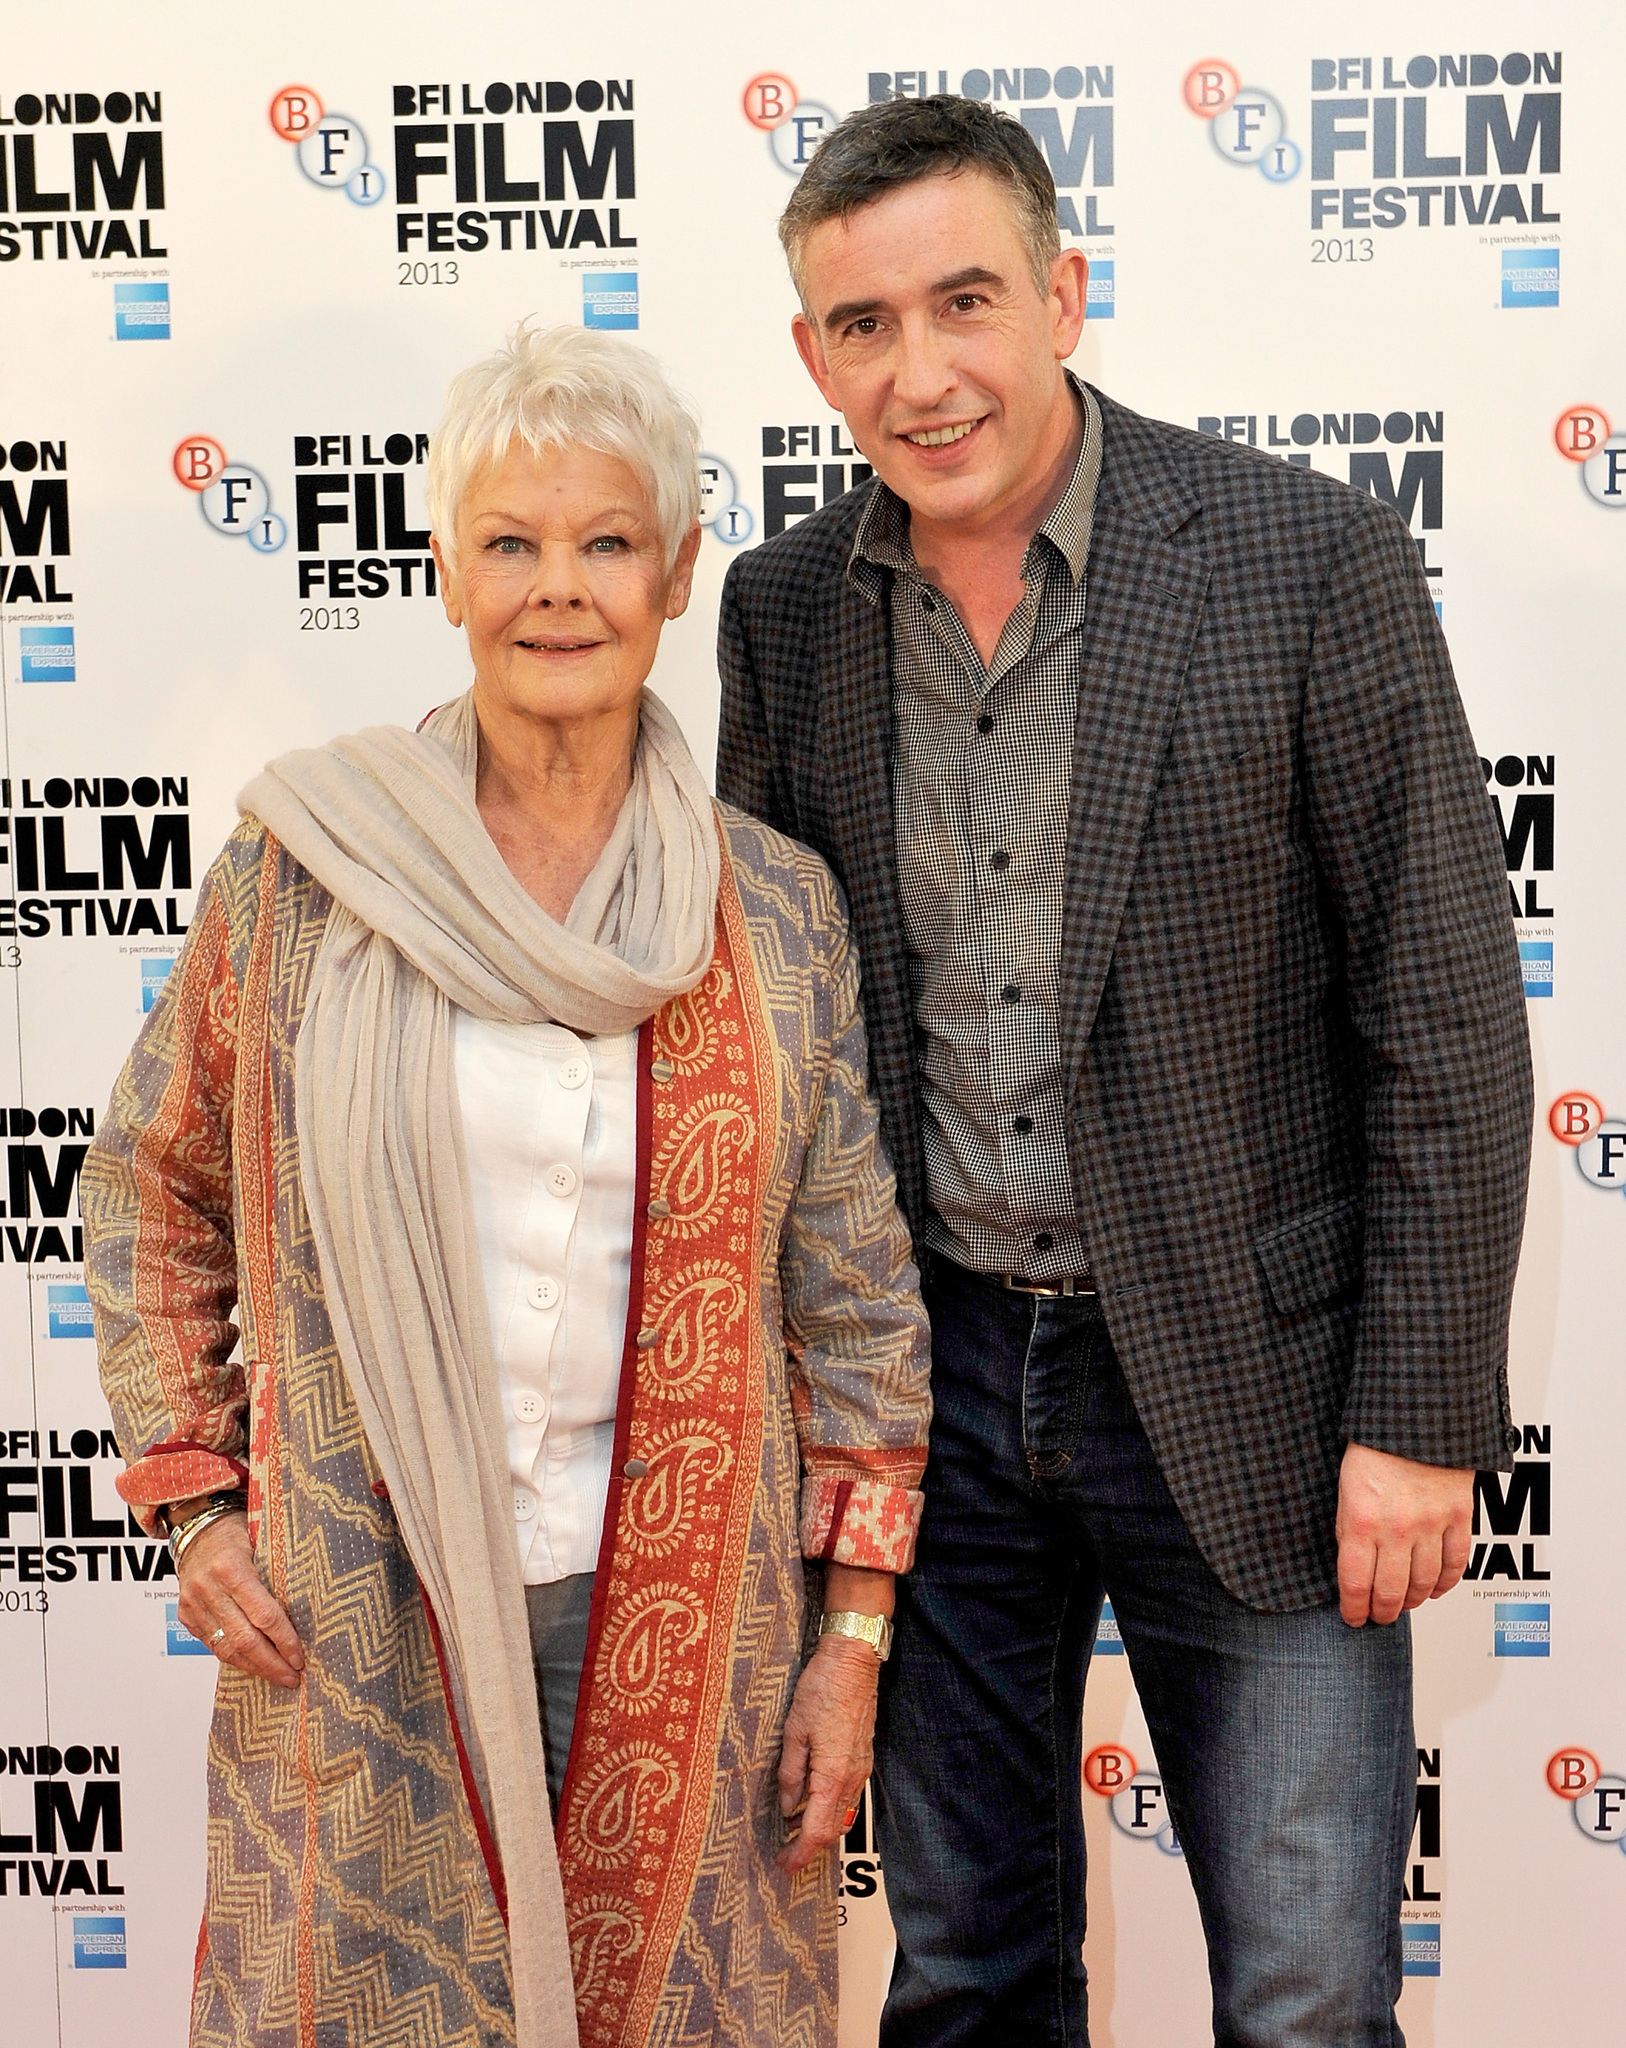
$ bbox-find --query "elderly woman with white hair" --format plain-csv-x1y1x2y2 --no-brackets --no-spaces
82,322,931,2048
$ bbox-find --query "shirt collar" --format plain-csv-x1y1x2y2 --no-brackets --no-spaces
848,373,1101,597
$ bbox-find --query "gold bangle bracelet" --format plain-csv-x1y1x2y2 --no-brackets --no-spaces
169,1500,245,1569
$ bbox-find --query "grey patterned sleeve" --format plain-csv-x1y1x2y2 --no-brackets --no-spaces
776,852,933,1573
80,830,264,1523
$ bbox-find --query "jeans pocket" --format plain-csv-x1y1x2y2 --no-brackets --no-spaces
1021,1303,1105,1480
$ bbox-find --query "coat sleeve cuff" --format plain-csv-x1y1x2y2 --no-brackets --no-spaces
115,1441,248,1533
800,1474,924,1574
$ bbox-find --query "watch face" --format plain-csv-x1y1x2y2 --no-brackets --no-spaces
823,1611,891,1658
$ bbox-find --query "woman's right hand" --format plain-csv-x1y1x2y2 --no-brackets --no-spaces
176,1512,305,1689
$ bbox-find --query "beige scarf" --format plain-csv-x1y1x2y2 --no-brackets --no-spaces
239,688,719,2048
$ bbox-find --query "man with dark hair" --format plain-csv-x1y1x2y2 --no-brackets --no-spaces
717,95,1530,2046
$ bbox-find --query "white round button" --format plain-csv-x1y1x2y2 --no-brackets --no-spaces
512,1390,545,1424
527,1276,562,1311
558,1056,591,1091
513,1488,537,1521
544,1163,579,1199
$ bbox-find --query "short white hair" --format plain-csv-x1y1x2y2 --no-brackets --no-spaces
427,320,702,569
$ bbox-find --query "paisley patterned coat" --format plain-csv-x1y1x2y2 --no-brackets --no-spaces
83,804,931,2048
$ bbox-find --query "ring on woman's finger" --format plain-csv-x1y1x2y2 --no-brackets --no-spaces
210,1627,226,1646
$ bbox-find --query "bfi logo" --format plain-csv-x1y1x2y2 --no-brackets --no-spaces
1545,1749,1626,1854
172,436,286,556
1084,1743,1181,1856
741,74,840,180
1547,1093,1626,1201
1554,404,1626,511
1183,62,1301,184
268,85,386,208
696,456,752,548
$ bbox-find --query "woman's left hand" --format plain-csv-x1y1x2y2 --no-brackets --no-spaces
776,1634,881,1873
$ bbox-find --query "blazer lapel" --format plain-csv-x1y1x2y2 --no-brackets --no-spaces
1057,402,1212,1088
810,573,927,1230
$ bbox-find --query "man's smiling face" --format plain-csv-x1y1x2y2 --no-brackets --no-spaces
791,169,1086,536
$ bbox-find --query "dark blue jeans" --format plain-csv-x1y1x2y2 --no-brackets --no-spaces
874,1255,1413,2047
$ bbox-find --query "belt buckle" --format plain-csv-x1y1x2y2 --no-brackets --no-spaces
1003,1273,1094,1298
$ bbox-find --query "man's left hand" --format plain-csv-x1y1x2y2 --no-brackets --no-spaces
1335,1442,1474,1627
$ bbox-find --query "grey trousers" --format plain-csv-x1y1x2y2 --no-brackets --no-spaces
525,1573,595,1813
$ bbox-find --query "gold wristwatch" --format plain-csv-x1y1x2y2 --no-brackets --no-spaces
818,1610,894,1661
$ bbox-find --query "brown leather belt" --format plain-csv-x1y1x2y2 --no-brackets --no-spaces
1001,1273,1098,1297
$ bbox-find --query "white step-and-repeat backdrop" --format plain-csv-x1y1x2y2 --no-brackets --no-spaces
2,4,1620,2042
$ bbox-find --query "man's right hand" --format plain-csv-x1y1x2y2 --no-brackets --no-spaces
175,1511,305,1689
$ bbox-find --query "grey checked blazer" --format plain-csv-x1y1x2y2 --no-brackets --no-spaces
716,386,1532,1612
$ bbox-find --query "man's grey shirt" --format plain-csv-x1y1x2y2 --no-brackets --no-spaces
847,381,1103,1281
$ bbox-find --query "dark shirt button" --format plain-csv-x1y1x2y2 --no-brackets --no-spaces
1033,1233,1055,1253
921,591,938,612
976,713,994,734
1000,984,1020,1004
1013,1115,1034,1134
990,850,1010,872
623,1458,649,1480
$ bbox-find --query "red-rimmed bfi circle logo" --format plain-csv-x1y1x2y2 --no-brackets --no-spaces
1548,1092,1604,1144
268,82,385,205
1183,60,1240,116
1547,1748,1601,1800
171,437,285,553
1554,405,1610,461
172,437,226,490
1086,1743,1180,1856
1083,1743,1137,1795
742,73,798,130
1183,57,1297,181
269,85,324,141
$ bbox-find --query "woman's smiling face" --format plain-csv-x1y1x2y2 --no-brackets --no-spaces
435,440,698,730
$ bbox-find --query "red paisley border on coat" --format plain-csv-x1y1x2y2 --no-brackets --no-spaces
554,858,774,2048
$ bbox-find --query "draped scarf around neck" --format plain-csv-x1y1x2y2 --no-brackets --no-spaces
238,687,720,2048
